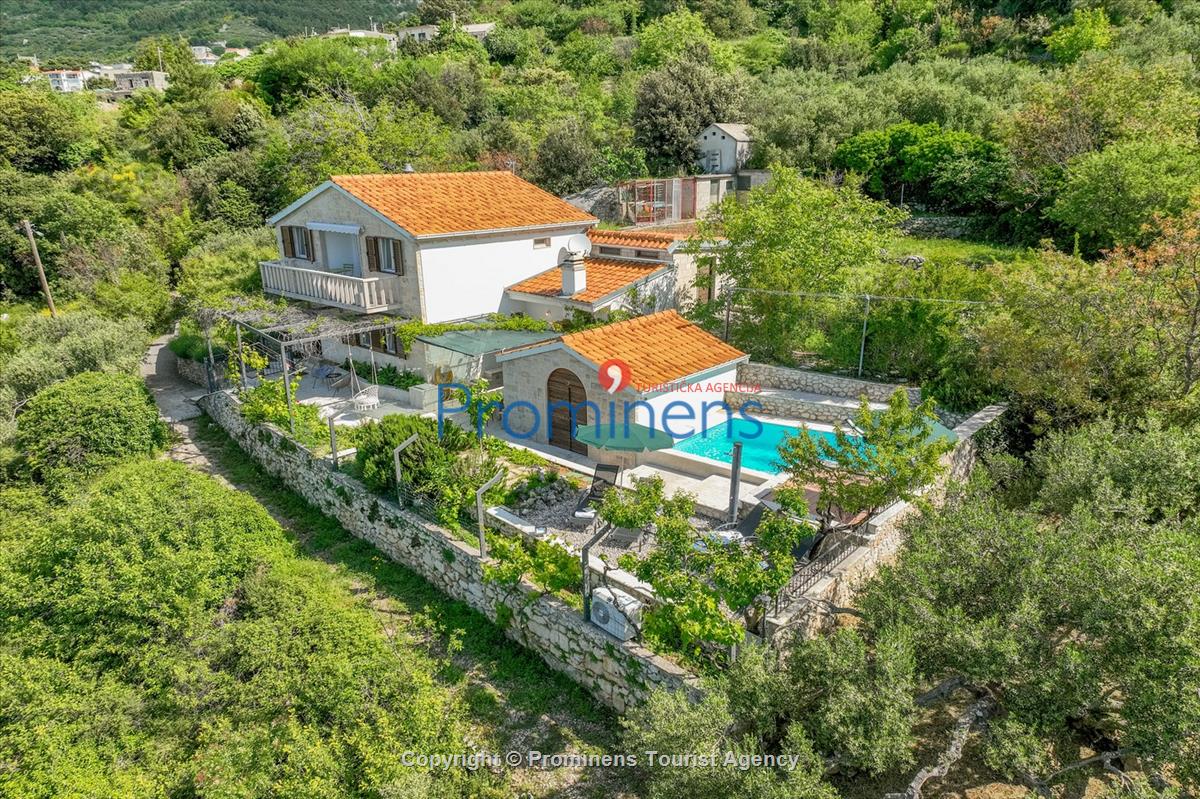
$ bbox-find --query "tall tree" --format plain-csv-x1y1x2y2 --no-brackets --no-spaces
776,388,952,535
633,51,743,175
691,166,904,362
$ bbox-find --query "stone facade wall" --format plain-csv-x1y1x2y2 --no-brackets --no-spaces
273,186,425,319
737,362,922,404
176,355,208,387
200,390,698,712
500,346,613,454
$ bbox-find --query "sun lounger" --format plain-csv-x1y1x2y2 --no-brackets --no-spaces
573,463,620,520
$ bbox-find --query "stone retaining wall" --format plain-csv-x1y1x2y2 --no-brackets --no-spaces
200,390,698,712
724,390,857,424
176,355,208,387
737,362,921,404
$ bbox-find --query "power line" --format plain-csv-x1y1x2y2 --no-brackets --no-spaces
725,285,994,306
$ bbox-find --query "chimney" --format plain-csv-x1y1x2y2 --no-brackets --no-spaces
561,251,586,296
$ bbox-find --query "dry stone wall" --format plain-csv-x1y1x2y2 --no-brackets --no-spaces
736,363,922,404
200,390,699,712
176,355,208,387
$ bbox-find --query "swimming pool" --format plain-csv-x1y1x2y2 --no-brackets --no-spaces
673,418,861,474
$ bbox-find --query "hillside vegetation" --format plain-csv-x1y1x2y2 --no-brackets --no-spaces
0,0,1198,795
1,0,415,60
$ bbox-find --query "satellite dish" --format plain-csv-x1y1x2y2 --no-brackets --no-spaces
566,233,591,255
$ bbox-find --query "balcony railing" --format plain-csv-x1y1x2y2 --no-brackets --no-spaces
260,260,403,314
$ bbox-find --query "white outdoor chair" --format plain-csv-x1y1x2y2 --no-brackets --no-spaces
352,385,379,411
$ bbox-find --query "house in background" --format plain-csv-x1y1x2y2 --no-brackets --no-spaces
111,70,168,98
321,26,399,51
614,122,769,226
393,22,497,43
190,45,220,66
44,69,96,92
697,122,752,174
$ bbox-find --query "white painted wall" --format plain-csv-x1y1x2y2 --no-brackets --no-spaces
697,125,750,173
418,229,588,323
634,363,743,440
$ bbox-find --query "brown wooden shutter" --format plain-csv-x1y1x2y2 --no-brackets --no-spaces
365,236,380,272
302,228,314,261
281,227,295,258
391,239,405,276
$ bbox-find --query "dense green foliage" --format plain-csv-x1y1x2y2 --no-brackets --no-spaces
0,457,489,796
0,1,415,59
15,370,168,491
776,388,952,531
608,477,811,659
626,416,1200,795
2,0,1199,793
352,413,509,526
238,376,327,447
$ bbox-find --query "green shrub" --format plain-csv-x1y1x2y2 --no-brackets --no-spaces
344,359,424,389
16,371,168,492
239,377,326,448
176,227,273,305
353,413,502,524
91,269,174,331
0,459,482,795
167,329,211,362
0,312,149,405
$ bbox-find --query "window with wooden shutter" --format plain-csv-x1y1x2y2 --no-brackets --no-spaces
365,236,380,272
391,239,405,276
280,226,295,258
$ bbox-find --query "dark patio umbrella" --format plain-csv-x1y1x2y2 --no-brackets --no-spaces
573,421,676,452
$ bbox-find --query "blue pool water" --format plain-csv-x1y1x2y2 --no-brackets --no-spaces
674,418,861,474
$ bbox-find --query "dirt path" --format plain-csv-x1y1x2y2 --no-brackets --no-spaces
141,337,631,799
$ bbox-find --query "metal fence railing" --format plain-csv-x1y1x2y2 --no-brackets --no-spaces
773,532,859,615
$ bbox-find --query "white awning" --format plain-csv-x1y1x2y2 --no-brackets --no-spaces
306,222,361,234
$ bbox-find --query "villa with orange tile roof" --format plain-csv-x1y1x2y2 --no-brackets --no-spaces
260,170,729,387
263,171,721,325
263,171,597,320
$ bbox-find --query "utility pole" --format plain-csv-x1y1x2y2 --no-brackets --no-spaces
21,219,56,318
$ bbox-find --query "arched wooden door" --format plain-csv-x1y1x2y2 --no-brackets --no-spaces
547,368,588,455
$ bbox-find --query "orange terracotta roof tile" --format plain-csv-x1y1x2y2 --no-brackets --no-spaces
331,172,596,236
507,258,665,305
587,228,685,251
561,310,746,390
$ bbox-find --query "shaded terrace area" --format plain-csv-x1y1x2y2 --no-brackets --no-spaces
198,299,414,434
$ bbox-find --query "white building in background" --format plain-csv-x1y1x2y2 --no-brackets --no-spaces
615,122,767,226
696,122,752,174
190,45,219,66
393,22,497,43
321,27,399,51
43,69,97,92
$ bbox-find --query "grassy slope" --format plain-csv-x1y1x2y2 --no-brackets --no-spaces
192,414,637,799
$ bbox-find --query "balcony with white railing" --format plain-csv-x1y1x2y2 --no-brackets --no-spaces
259,259,405,314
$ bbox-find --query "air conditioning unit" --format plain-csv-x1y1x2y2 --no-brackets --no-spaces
590,586,643,641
